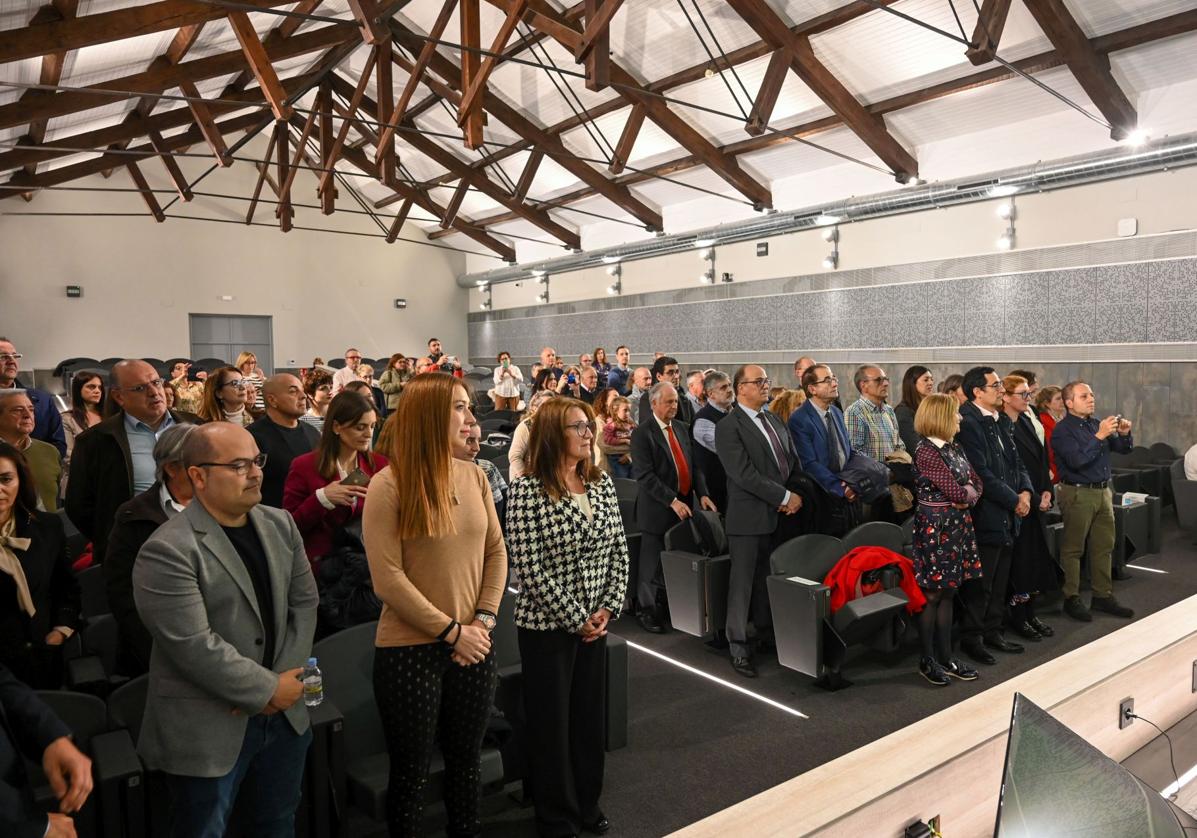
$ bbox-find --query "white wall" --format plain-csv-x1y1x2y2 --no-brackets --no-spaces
468,166,1197,311
1,135,468,371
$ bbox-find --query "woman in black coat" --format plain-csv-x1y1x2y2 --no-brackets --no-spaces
0,442,81,688
1001,375,1058,642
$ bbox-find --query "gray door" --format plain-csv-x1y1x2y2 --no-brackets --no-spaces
189,314,274,373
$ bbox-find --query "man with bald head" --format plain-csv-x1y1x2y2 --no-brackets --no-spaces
65,359,201,562
248,374,320,508
134,423,317,837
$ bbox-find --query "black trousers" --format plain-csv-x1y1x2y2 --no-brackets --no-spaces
960,543,1012,643
637,530,667,612
518,628,607,838
725,534,773,659
372,643,498,838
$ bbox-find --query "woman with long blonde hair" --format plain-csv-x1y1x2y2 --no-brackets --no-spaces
362,373,507,837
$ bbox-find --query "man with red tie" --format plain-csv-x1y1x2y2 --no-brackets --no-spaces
631,383,716,633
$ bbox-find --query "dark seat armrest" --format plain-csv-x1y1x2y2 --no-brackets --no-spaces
66,655,108,691
91,729,142,782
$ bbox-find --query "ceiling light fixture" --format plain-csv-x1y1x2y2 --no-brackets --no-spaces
815,214,842,226
989,184,1020,198
606,264,622,277
695,237,718,248
479,284,492,310
996,201,1016,220
601,254,622,264
996,196,1017,251
606,275,622,295
822,224,840,270
699,269,715,284
1122,128,1151,147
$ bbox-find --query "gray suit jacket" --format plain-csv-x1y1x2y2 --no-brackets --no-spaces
715,404,803,536
132,501,318,777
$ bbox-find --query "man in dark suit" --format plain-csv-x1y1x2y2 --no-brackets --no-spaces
789,365,857,503
102,423,196,677
715,365,806,678
692,371,733,512
631,383,716,633
0,663,93,838
247,374,320,508
65,359,200,563
957,366,1033,665
638,356,694,428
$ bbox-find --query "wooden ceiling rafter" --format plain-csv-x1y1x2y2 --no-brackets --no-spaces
227,10,293,120
125,159,166,221
19,0,80,189
966,0,1013,65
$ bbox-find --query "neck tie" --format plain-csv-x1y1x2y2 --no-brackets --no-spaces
825,411,843,472
757,413,789,474
665,424,691,497
0,517,35,617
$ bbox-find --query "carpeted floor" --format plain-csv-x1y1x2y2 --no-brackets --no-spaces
351,521,1197,837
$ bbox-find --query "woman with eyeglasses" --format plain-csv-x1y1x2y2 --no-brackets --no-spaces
196,366,253,426
1001,374,1058,642
236,351,267,416
895,365,935,455
506,397,628,838
299,369,334,435
283,391,385,569
362,373,506,838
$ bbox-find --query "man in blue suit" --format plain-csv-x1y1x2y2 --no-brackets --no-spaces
789,365,858,504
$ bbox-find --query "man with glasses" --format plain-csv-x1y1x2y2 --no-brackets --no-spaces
248,375,320,508
0,389,61,511
638,356,694,428
331,348,364,396
65,359,201,563
692,371,733,511
0,337,65,457
716,365,806,678
791,365,858,515
1051,380,1135,622
957,366,1033,665
133,422,317,838
844,366,905,460
631,383,716,634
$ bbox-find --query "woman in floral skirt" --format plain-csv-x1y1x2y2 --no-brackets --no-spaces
911,393,984,686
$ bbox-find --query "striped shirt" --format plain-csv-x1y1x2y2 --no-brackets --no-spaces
844,397,905,461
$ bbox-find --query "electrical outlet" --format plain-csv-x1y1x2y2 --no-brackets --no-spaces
1120,697,1135,729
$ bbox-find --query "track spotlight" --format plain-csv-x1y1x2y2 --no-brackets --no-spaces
699,269,715,284
996,232,1014,250
535,291,549,304
821,227,839,243
815,214,841,226
1121,128,1150,147
822,254,838,270
695,237,717,248
479,285,492,310
822,224,840,269
996,196,1017,250
996,202,1016,220
601,254,622,264
989,184,1019,198
606,264,622,277
606,277,622,295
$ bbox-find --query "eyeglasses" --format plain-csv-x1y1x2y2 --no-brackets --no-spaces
1009,390,1032,399
196,453,267,476
119,379,165,394
221,380,246,390
814,375,838,385
565,421,595,438
3,406,34,416
982,382,1004,391
863,376,890,384
742,377,771,388
0,354,22,362
346,355,362,361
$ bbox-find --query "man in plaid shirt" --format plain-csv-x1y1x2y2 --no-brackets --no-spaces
844,365,906,460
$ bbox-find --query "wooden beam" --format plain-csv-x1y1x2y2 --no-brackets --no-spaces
317,80,337,213
457,0,526,126
179,80,232,164
574,0,624,62
144,124,194,200
374,0,457,162
608,102,643,174
514,149,542,199
317,48,378,194
346,0,390,44
965,0,1013,65
227,0,326,91
440,179,469,228
459,0,484,149
375,38,397,187
1021,0,1137,139
246,122,280,224
20,1,78,179
727,0,917,180
227,10,293,120
279,106,318,205
125,161,165,222
581,0,611,90
385,197,412,242
745,48,789,136
276,122,292,231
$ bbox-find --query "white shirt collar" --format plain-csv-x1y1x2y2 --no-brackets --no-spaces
159,482,186,514
926,436,948,448
976,403,1000,420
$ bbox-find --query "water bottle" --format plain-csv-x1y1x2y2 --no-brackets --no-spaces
302,657,324,707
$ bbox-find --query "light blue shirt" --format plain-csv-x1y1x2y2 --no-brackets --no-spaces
124,411,175,493
737,403,790,506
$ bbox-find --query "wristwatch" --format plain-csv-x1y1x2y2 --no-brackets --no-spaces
475,612,497,631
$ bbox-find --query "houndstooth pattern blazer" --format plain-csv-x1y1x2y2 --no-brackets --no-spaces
505,472,629,633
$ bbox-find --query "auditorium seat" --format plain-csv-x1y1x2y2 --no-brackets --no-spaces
841,521,906,554
612,478,640,614
77,565,110,619
65,614,128,698
659,515,730,639
191,357,229,373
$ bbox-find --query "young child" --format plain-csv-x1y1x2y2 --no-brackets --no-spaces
603,396,634,478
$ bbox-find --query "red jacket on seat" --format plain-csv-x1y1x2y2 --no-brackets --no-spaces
823,546,927,614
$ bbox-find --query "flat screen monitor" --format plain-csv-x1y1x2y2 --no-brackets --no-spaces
995,692,1197,837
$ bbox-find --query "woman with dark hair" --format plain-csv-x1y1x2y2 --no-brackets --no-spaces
283,391,386,567
492,351,523,411
506,398,628,838
592,347,611,389
938,373,966,406
195,365,253,426
895,365,935,455
363,373,506,837
378,354,412,413
531,367,558,395
60,370,104,489
0,442,80,688
300,368,334,435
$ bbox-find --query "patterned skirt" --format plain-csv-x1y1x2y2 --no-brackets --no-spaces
911,503,983,590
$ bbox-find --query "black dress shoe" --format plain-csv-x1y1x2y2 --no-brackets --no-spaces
583,814,610,835
1112,565,1132,581
984,634,1025,654
1010,621,1043,641
1063,595,1092,622
1091,595,1134,618
1028,617,1054,637
730,656,757,678
962,641,996,666
636,610,666,634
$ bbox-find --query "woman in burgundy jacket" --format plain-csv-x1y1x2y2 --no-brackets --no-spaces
284,391,387,567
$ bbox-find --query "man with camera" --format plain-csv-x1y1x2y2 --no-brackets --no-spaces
1050,381,1135,622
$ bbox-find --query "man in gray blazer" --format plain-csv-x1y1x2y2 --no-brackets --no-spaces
715,365,805,678
133,422,319,838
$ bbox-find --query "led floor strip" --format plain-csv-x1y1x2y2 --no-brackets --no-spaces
1161,761,1197,799
1126,564,1170,574
625,640,809,719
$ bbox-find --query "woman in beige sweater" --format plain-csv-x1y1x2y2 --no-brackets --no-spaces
363,372,507,838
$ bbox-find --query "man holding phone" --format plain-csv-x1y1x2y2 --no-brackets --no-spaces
1050,381,1135,622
